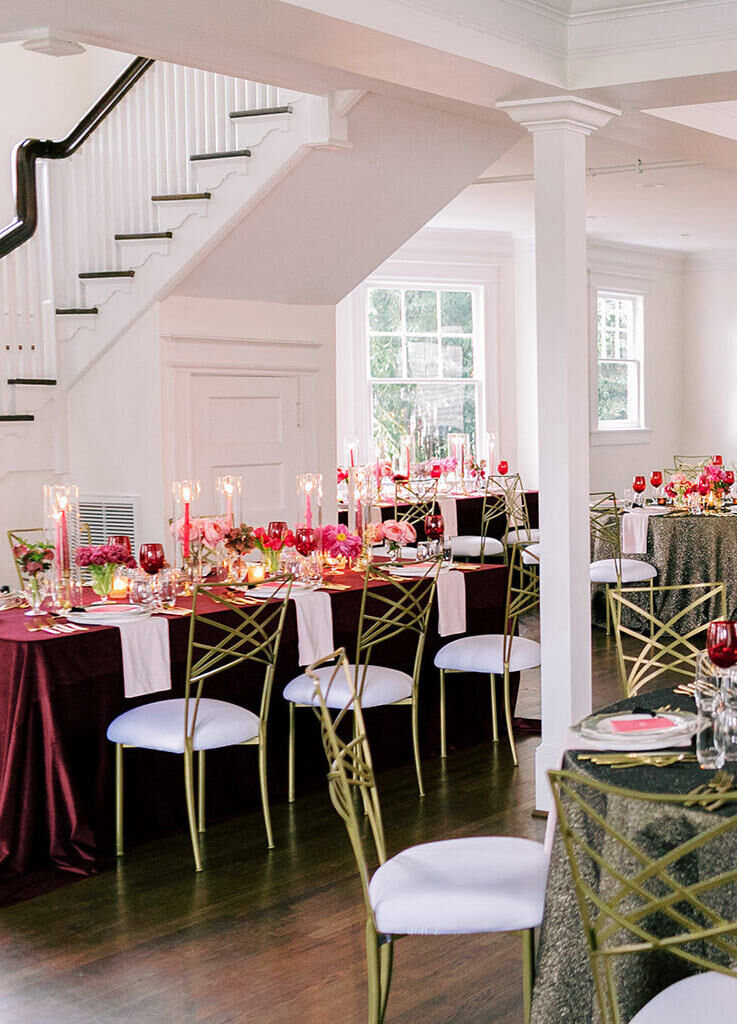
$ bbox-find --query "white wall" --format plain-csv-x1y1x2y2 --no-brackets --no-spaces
587,242,686,495
682,254,737,460
0,42,129,225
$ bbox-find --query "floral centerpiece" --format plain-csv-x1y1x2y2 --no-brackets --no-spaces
468,456,487,489
253,526,295,574
664,473,695,509
697,462,732,508
223,523,257,581
76,543,136,600
382,519,417,560
321,524,362,561
12,538,55,615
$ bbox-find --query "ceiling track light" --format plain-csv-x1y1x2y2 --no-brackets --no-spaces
473,158,702,185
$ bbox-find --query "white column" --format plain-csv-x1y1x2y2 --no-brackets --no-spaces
497,97,620,810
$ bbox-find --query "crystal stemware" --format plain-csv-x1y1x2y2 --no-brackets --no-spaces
707,620,737,669
139,543,165,575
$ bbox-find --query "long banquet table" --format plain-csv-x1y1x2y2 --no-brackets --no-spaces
0,563,510,891
531,686,737,1023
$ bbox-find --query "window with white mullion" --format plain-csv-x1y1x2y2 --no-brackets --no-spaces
596,290,644,429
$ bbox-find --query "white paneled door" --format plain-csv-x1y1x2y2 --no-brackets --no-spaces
190,373,302,524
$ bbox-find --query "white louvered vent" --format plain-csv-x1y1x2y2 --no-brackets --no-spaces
79,494,139,552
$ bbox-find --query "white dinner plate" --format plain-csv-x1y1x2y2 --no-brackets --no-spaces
579,710,697,746
67,603,152,626
386,562,449,577
244,581,313,599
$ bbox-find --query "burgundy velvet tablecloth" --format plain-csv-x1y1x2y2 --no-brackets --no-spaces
0,565,509,885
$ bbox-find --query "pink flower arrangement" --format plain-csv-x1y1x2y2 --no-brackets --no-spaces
363,522,385,546
321,525,362,559
664,473,695,503
337,467,349,486
170,516,229,547
76,544,136,569
253,526,295,553
382,519,417,548
13,539,55,575
416,456,456,478
698,462,731,493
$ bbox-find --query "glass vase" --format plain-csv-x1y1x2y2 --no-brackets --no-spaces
22,571,49,617
89,563,116,602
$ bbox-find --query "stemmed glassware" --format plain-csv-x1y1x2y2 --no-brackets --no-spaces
294,526,321,582
649,471,662,503
497,461,508,476
707,621,737,669
424,513,445,556
632,475,646,507
139,543,165,575
268,521,288,543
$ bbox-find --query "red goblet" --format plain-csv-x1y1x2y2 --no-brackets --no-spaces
633,475,646,494
267,521,288,543
726,471,735,487
713,455,724,466
497,461,508,476
424,514,444,542
295,527,317,556
707,620,737,669
108,535,132,555
139,543,165,575
650,471,663,489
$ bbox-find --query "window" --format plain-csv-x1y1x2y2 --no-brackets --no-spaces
367,286,482,459
596,290,644,430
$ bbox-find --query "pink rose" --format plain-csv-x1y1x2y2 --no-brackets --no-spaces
202,517,228,547
12,544,29,559
383,519,416,545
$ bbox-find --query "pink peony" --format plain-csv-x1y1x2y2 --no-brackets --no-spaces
321,525,362,559
76,543,135,569
382,519,416,546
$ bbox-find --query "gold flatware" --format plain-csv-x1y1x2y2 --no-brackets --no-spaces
577,751,697,768
319,583,351,591
686,770,735,810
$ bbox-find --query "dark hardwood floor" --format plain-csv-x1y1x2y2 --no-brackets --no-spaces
0,631,622,1024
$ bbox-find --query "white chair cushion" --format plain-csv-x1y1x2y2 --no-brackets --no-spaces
283,663,412,709
450,535,504,558
434,634,540,673
589,558,658,583
106,697,260,753
522,543,540,564
369,836,548,935
630,970,737,1024
505,528,541,545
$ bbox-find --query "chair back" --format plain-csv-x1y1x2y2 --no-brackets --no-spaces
549,768,737,1024
478,481,509,562
185,577,292,741
353,562,440,697
394,478,438,530
489,473,534,544
608,581,726,696
7,528,45,587
590,492,623,578
503,543,540,663
308,650,387,923
673,455,711,473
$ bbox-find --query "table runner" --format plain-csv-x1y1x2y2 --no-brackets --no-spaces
292,590,334,665
118,617,171,698
436,570,465,636
437,498,458,538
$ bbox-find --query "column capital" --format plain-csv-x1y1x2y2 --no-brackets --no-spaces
496,95,620,135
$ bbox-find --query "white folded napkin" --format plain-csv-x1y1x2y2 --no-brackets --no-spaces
292,590,335,666
118,616,172,699
437,570,466,637
621,511,649,554
438,497,458,539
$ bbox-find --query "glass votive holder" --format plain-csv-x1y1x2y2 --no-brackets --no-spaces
128,572,154,607
155,568,177,609
697,694,726,769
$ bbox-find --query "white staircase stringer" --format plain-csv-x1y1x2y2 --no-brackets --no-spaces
59,93,348,389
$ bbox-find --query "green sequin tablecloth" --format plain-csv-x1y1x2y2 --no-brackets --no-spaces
530,687,737,1024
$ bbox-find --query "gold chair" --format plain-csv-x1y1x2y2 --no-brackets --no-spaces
434,543,539,765
549,768,737,1024
449,477,505,562
608,580,726,697
311,650,548,1024
393,477,438,531
589,492,657,635
283,562,440,799
492,473,540,549
106,578,292,871
673,455,711,473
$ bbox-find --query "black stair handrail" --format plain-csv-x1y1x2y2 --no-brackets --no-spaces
0,55,154,259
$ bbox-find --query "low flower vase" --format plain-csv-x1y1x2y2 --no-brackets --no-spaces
265,548,282,575
88,563,116,602
387,543,401,564
22,570,49,617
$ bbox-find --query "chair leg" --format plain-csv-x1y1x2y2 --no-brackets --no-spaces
288,701,296,804
411,695,425,797
490,673,499,743
197,749,206,833
439,670,447,758
503,667,519,767
258,730,275,849
521,927,535,1024
183,746,203,872
605,584,611,635
649,579,654,638
114,743,124,857
379,939,394,1023
366,919,383,1024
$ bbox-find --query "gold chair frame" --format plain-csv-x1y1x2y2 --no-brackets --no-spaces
311,650,536,1024
490,473,536,549
608,580,726,697
439,543,539,766
113,578,292,871
673,455,711,473
287,562,440,801
549,768,737,1024
393,478,439,531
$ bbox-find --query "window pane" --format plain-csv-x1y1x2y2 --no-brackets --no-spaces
370,335,402,377
368,288,400,332
372,381,477,456
442,336,473,377
407,336,439,377
406,290,437,333
598,362,629,423
440,291,472,334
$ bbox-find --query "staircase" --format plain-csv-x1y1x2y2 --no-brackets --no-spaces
0,60,353,475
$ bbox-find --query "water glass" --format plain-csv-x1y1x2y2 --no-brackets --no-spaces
155,569,176,609
416,543,429,561
622,487,634,509
442,534,453,564
129,572,154,607
697,695,726,769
